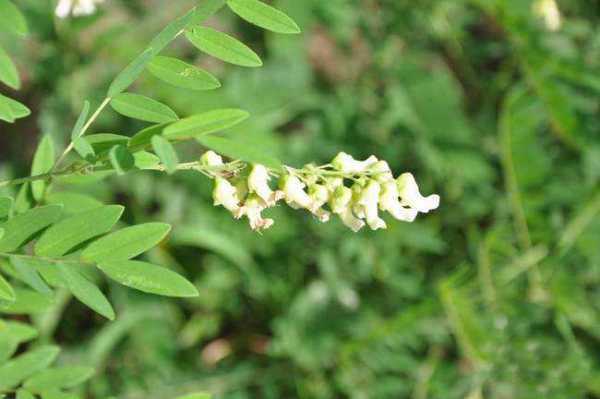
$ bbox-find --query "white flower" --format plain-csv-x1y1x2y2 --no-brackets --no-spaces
332,152,378,174
533,0,561,31
200,151,223,167
379,181,418,222
396,173,440,213
339,208,366,232
308,184,330,222
55,0,104,18
213,177,240,214
357,180,387,230
248,164,282,206
237,194,274,231
370,160,394,183
280,175,312,209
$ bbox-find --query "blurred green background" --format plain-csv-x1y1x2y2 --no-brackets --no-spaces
2,0,600,398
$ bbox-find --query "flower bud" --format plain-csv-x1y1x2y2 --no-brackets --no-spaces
325,177,344,192
396,173,440,213
213,177,240,214
379,181,418,222
248,164,282,206
308,184,330,222
332,152,378,174
330,186,352,214
200,151,223,167
280,175,312,209
533,0,561,31
357,180,386,230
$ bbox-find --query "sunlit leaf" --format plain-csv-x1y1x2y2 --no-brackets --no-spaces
0,346,59,391
34,205,124,257
227,0,300,34
111,93,178,124
197,135,282,171
148,56,220,91
151,135,178,174
58,264,115,321
97,260,199,297
0,45,19,89
0,0,28,36
186,27,262,67
82,223,171,262
163,109,249,140
30,136,55,202
0,205,63,252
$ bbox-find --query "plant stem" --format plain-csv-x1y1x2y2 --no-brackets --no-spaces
53,97,111,172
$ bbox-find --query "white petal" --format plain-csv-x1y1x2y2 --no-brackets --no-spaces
339,209,365,232
248,164,278,205
213,178,240,213
55,0,73,17
281,175,312,209
379,182,418,222
397,173,440,213
200,150,224,167
332,152,378,174
358,180,387,230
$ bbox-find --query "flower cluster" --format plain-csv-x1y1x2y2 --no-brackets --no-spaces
55,0,105,18
202,151,440,232
532,0,561,31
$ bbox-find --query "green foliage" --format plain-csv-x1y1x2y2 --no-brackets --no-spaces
2,0,599,398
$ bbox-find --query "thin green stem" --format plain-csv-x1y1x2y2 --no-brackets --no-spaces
53,97,111,172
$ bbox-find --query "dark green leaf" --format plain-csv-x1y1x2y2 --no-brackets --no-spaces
227,0,300,34
73,137,96,161
186,27,262,67
0,205,63,252
11,257,52,295
0,197,12,220
97,260,199,297
0,346,59,392
163,109,249,140
58,264,115,321
34,205,124,257
85,134,130,154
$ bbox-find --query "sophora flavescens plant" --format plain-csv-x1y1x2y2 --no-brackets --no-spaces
0,0,439,396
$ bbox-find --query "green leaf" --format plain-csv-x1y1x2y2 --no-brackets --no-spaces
72,137,96,161
34,205,124,257
0,288,55,314
151,135,179,174
128,124,168,150
71,101,90,139
133,151,161,170
148,56,220,91
97,260,199,297
0,46,19,89
0,197,12,220
82,223,171,262
0,273,15,301
31,136,55,202
175,394,212,399
227,0,300,34
23,366,95,393
106,0,226,97
16,390,35,399
46,192,103,215
186,27,262,67
109,144,135,175
59,264,115,320
163,109,249,140
85,134,130,154
0,94,30,123
0,0,28,36
110,93,178,124
0,205,63,252
11,257,52,295
0,346,59,392
2,321,38,342
197,135,282,171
